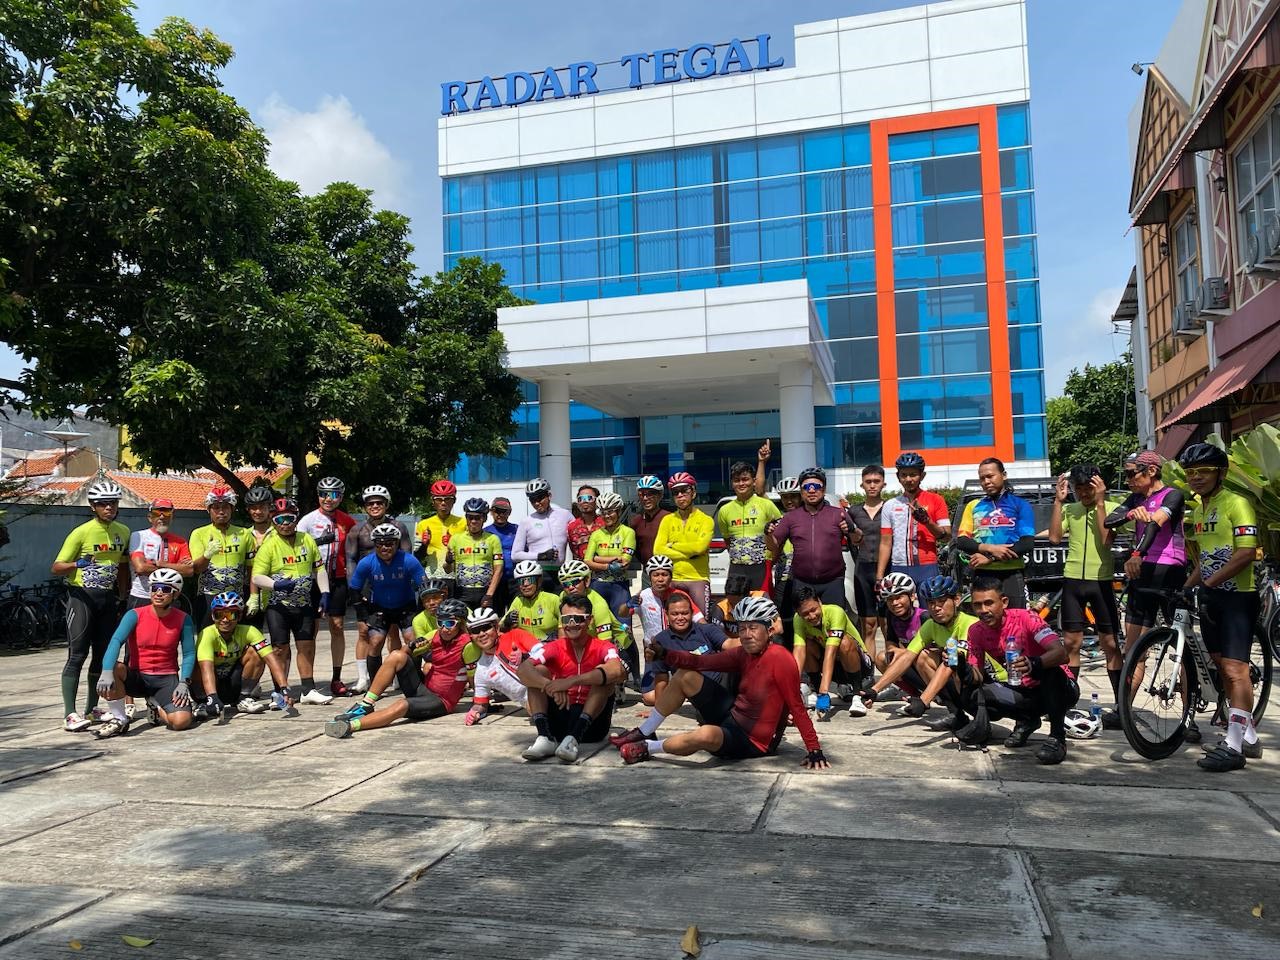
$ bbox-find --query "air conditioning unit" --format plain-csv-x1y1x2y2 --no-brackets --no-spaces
1245,229,1280,273
1197,276,1230,314
1173,299,1205,339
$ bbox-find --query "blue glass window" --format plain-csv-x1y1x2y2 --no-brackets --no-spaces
844,126,871,166
889,125,979,162
760,215,803,263
1004,236,1038,280
826,424,882,466
804,129,844,171
561,199,598,242
444,179,460,215
460,213,484,252
451,444,539,484
1008,324,1043,371
824,295,878,339
890,154,983,203
804,261,849,301
1001,194,1035,236
899,374,994,422
560,160,597,200
758,135,800,177
901,418,994,448
895,286,988,333
891,198,984,246
897,329,991,378
726,141,758,181
1014,415,1048,460
1007,281,1041,325
832,381,880,424
1010,371,1046,416
892,242,986,288
826,338,879,382
1000,149,1034,191
459,175,485,212
998,104,1031,148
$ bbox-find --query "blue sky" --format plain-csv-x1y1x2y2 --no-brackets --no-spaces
57,0,1184,397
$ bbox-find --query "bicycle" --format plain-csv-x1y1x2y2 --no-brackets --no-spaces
1258,561,1280,662
1118,586,1272,760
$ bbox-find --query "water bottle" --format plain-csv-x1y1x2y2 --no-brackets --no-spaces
1090,692,1101,721
1005,637,1022,684
945,636,958,668
270,691,287,711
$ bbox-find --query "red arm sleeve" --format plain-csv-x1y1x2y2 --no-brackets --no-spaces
773,653,821,752
662,646,746,674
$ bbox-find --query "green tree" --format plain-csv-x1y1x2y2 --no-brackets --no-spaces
1047,353,1138,485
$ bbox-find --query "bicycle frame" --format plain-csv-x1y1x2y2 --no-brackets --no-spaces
1165,603,1216,707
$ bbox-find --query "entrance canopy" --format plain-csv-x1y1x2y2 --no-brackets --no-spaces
497,279,835,417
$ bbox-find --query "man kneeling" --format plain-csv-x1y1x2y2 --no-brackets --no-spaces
612,596,830,769
517,595,627,763
192,591,295,717
325,598,474,738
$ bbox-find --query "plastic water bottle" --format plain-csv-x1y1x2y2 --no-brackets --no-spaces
1005,637,1022,684
1090,692,1101,721
270,691,287,712
945,637,958,668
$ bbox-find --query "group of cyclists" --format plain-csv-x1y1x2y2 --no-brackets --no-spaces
49,437,1264,773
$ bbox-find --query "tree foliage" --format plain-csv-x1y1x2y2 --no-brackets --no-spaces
0,2,521,506
1047,353,1138,485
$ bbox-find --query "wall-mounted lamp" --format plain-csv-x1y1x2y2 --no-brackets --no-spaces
1131,61,1154,76
1214,174,1228,192
1159,240,1170,255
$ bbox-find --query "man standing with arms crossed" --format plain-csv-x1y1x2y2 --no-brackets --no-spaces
655,472,714,612
189,486,252,628
846,464,886,654
766,467,849,609
127,498,193,609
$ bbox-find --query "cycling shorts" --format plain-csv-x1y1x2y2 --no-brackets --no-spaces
124,670,182,712
853,562,878,619
394,660,450,721
1198,589,1259,663
312,579,348,616
688,675,735,726
546,697,615,743
367,604,415,637
266,605,316,647
1125,562,1186,629
712,716,767,760
1061,579,1120,634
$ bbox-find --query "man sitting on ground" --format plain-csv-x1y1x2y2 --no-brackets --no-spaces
792,586,872,719
873,572,928,715
463,606,538,725
503,559,563,640
613,596,830,770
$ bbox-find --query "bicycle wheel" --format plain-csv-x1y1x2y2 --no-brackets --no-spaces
24,601,52,648
1119,626,1200,760
1249,625,1273,725
0,600,38,649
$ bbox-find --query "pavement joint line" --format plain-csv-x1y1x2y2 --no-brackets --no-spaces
0,747,104,785
264,731,325,754
1235,790,1280,833
750,772,789,833
301,759,407,809
1019,849,1070,960
0,799,125,851
0,888,119,949
371,823,486,906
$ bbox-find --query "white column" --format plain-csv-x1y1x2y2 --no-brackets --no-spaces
778,361,817,478
538,378,572,501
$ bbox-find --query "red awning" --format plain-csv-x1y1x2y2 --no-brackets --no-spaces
1154,422,1197,460
1158,324,1280,429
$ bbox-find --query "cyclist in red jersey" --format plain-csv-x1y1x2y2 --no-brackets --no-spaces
616,595,830,769
566,485,604,561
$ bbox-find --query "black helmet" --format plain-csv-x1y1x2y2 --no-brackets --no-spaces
1178,443,1228,470
245,484,275,505
436,598,469,623
895,452,926,470
798,466,827,485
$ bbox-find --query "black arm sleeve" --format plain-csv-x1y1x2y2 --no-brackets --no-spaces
1104,493,1140,529
1135,521,1160,558
954,536,982,554
1012,535,1035,558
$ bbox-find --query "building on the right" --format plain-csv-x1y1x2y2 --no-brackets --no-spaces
1128,0,1280,457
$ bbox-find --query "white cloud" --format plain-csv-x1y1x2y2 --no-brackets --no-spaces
260,94,404,206
1042,284,1130,398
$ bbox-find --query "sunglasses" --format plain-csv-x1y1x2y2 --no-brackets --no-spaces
149,509,174,517
671,485,692,494
529,492,550,501
212,610,241,622
319,491,342,500
438,618,460,629
559,614,588,625
577,495,596,503
516,576,540,585
1122,470,1140,479
493,508,511,515
465,512,485,520
150,584,177,595
801,482,824,491
1184,466,1220,478
272,514,298,525
560,578,587,588
431,496,453,503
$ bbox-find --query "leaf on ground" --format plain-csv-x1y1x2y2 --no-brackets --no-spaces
68,940,82,950
1252,903,1264,919
121,934,156,947
680,924,701,957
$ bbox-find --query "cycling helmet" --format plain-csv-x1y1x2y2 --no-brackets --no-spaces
1178,442,1228,469
917,574,960,601
418,578,447,600
272,496,299,517
86,479,123,503
149,567,184,589
774,476,801,495
467,606,500,630
732,595,779,625
645,554,674,573
526,477,551,496
597,491,623,512
513,559,542,580
362,484,391,503
798,466,827,485
1064,709,1101,740
558,559,591,583
436,598,469,623
895,452,926,470
244,484,275,505
371,522,402,543
205,485,237,506
317,476,345,495
636,475,664,492
210,591,244,613
668,471,696,490
463,497,489,515
876,572,916,599
430,479,457,497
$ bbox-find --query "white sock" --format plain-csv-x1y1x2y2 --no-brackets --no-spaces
1226,707,1250,752
639,710,666,737
1242,710,1260,745
108,699,127,722
645,739,665,755
357,659,369,684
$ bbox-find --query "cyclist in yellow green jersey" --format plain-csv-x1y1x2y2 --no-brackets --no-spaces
502,560,562,639
1180,443,1263,772
556,559,623,647
52,478,131,732
411,579,446,640
189,485,252,628
655,472,715,612
792,587,871,720
583,492,639,679
447,497,504,610
242,483,278,624
717,460,781,594
415,479,466,593
191,591,294,716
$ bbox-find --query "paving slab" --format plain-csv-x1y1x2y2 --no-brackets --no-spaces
1032,848,1280,959
991,739,1280,790
0,803,475,906
384,825,1052,959
0,744,102,783
14,714,324,755
318,757,777,831
1244,791,1280,827
0,882,104,947
0,778,121,846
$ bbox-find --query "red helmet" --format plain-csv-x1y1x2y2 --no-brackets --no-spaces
430,479,457,497
668,471,697,490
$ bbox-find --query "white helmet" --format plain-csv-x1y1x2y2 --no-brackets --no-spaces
526,477,551,496
597,491,624,511
86,479,123,503
362,485,390,503
370,523,402,543
645,555,674,573
467,606,500,630
317,476,345,495
774,476,801,495
558,559,591,583
876,572,916,599
149,567,184,589
513,559,542,580
1064,709,1101,740
732,595,779,624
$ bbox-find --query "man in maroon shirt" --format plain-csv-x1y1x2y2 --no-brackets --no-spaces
614,595,830,769
766,466,850,610
628,475,670,578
